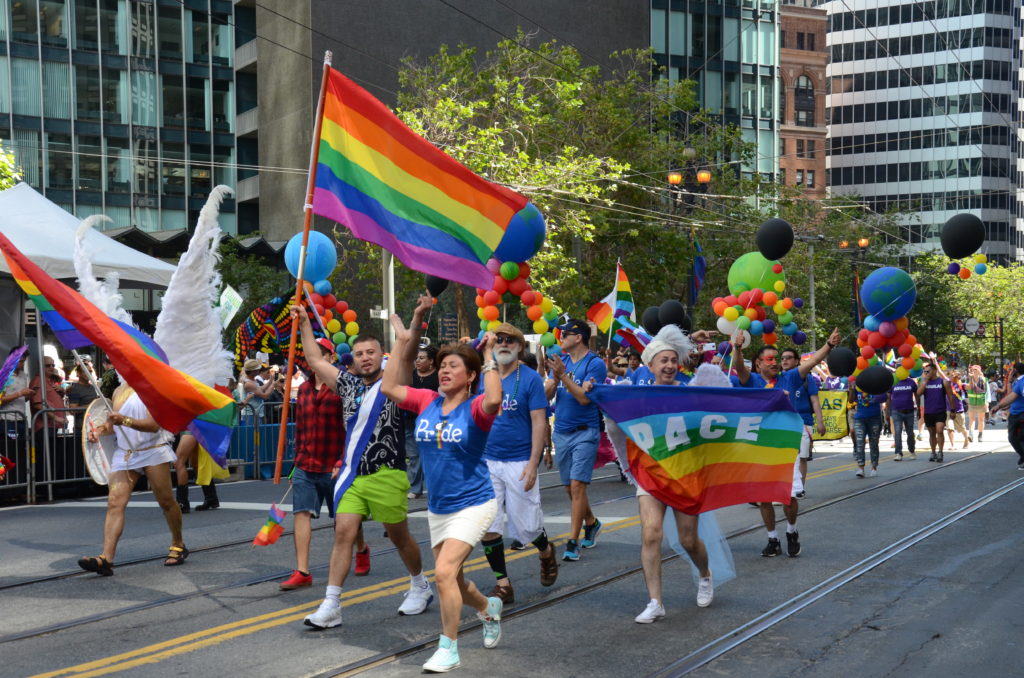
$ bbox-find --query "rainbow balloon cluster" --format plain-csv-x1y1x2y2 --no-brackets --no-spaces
304,280,359,358
475,258,559,347
711,252,807,347
855,267,920,381
946,253,988,280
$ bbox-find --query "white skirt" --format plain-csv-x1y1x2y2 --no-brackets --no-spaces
109,444,176,473
427,498,498,548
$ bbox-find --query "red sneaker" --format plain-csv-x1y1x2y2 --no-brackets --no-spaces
279,569,312,590
354,545,371,576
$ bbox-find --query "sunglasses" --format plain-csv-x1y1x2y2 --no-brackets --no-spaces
562,331,580,338
760,356,777,364
495,336,520,345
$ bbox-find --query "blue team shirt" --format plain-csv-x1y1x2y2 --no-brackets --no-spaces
554,352,607,432
402,390,495,514
481,366,547,462
1010,375,1024,415
731,372,768,388
630,365,688,386
781,369,819,426
854,391,887,419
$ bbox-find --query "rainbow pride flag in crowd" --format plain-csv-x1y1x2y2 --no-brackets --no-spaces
312,67,529,289
589,385,803,514
252,503,287,547
0,233,235,465
587,262,635,334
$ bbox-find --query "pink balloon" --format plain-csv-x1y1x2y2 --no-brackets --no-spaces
485,258,502,274
878,321,897,338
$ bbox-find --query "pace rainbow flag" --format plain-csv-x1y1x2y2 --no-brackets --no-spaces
589,384,803,514
311,67,530,289
252,503,287,547
0,233,236,465
587,263,636,334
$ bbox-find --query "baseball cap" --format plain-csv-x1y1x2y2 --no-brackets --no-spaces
557,318,591,343
492,322,525,345
243,358,261,372
315,337,334,353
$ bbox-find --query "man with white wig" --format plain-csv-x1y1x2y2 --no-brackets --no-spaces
630,325,714,623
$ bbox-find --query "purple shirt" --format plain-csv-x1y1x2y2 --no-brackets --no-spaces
889,378,917,411
949,382,966,413
922,378,948,414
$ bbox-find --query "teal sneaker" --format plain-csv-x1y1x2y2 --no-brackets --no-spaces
563,539,580,561
422,635,460,673
478,596,503,649
581,518,602,548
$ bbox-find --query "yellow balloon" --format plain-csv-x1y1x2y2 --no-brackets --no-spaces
487,320,501,331
853,367,863,377
743,308,758,320
345,321,360,336
533,319,549,334
895,367,909,380
974,253,987,264
540,298,554,313
773,280,785,293
476,307,486,320
911,345,922,358
723,307,739,321
773,301,786,315
326,319,341,334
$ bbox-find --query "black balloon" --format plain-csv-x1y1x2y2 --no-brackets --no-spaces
826,346,857,378
856,364,894,395
756,218,794,261
641,306,663,335
658,299,688,330
424,274,449,297
940,213,985,259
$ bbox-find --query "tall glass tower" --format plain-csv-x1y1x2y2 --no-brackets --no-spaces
651,0,782,180
0,0,237,235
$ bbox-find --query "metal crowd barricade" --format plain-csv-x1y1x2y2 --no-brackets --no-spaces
0,410,31,500
228,401,297,480
30,406,96,503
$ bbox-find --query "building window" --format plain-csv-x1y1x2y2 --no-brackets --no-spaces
98,0,126,55
45,132,73,190
807,140,816,159
75,0,98,49
807,33,815,51
795,169,804,186
77,135,104,191
796,32,804,50
796,139,805,158
11,0,39,43
130,0,155,59
795,110,813,127
806,170,815,188
40,0,69,47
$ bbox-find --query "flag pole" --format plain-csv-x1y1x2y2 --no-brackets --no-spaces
274,50,333,484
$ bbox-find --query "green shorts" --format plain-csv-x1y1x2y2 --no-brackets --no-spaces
335,467,410,525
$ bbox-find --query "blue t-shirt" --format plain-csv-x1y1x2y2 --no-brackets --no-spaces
401,389,496,514
854,391,887,419
481,366,547,462
731,372,768,388
554,352,607,432
631,364,687,386
777,368,818,426
1010,375,1024,415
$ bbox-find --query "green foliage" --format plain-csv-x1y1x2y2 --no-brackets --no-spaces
217,238,290,344
0,143,22,191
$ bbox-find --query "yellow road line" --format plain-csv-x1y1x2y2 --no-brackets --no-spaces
807,453,900,479
32,516,642,678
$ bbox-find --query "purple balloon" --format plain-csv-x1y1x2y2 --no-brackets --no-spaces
763,319,776,334
947,262,961,275
793,331,807,345
793,297,804,308
717,341,731,355
878,321,897,338
485,258,502,274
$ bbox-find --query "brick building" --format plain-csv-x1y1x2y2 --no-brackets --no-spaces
779,0,827,199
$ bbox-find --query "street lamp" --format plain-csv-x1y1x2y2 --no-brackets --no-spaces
667,166,712,317
838,237,870,330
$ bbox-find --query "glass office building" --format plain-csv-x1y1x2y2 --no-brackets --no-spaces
0,0,237,235
824,0,1018,261
651,0,782,179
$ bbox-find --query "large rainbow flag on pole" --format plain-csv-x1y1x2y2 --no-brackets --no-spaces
587,262,636,334
0,233,236,465
311,67,530,289
589,385,803,514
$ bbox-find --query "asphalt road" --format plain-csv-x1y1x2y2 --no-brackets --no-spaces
3,426,1021,678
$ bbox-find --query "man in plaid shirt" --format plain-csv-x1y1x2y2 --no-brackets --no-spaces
280,339,346,590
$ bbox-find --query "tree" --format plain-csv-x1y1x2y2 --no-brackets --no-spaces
216,238,290,345
0,144,21,190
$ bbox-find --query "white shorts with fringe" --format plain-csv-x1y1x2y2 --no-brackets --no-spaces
427,498,498,548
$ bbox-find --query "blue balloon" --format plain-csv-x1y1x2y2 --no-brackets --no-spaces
860,266,916,322
974,263,987,275
909,367,923,378
313,279,333,296
782,322,798,336
494,202,547,262
793,331,807,345
762,319,776,334
749,320,764,335
335,342,350,356
864,315,880,331
793,297,804,308
284,231,338,282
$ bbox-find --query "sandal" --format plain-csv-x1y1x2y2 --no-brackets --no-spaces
78,555,114,576
164,545,190,567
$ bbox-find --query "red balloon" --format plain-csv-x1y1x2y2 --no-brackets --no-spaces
313,303,325,317
309,293,323,307
738,291,751,308
493,275,508,295
772,264,783,274
868,332,885,349
860,346,875,359
518,262,531,278
508,277,529,296
756,306,767,321
858,329,870,342
335,300,348,314
323,294,337,309
749,288,764,306
898,343,913,357
520,290,536,306
724,295,738,307
483,290,500,306
476,287,486,296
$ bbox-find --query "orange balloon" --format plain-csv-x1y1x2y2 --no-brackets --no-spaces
856,356,869,370
321,309,333,323
483,305,499,321
526,305,544,321
475,295,486,307
894,317,909,330
958,268,971,280
341,309,356,323
901,357,916,370
762,291,778,306
905,334,917,346
713,301,727,316
763,332,778,345
782,297,793,310
856,338,867,348
302,281,314,293
744,308,758,320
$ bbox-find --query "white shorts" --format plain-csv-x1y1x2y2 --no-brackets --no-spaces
486,459,544,543
109,444,175,473
799,427,811,460
427,498,498,548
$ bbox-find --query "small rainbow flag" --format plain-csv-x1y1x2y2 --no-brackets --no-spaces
252,503,287,547
613,316,652,353
0,233,236,465
589,385,802,514
587,263,635,334
311,68,529,289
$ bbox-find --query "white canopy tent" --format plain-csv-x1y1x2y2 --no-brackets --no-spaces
0,183,176,287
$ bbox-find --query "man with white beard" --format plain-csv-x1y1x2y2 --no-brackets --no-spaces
478,323,558,604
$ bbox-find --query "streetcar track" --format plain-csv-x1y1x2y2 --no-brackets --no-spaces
2,450,994,661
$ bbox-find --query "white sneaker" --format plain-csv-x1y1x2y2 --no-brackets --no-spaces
696,573,714,608
398,582,434,615
855,468,865,478
868,467,878,477
303,599,342,629
634,599,665,624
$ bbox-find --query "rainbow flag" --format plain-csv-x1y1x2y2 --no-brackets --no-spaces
311,68,529,289
589,385,802,514
252,503,287,547
587,263,635,334
613,316,652,353
0,233,236,465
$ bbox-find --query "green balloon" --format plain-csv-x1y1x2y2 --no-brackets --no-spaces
480,319,489,331
540,332,556,347
727,251,784,296
332,331,347,345
500,261,520,281
736,316,752,330
777,311,793,325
